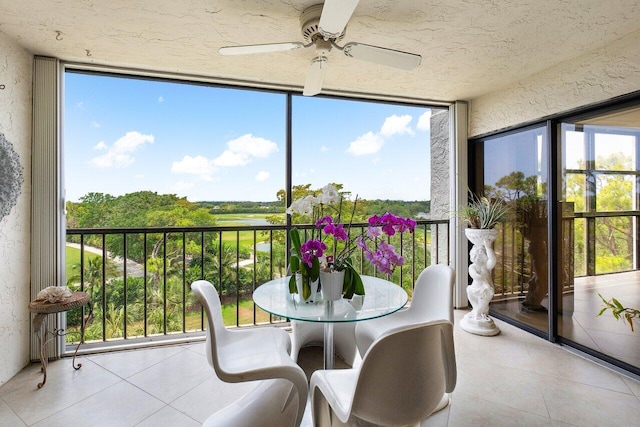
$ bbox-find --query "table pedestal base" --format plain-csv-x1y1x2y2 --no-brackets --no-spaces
29,291,90,389
32,313,85,388
323,301,336,370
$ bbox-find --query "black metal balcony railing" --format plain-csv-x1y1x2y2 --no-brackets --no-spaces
64,219,450,352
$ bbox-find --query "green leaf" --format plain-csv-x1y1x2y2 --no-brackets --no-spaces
288,274,297,293
309,256,320,281
341,264,364,299
353,272,365,295
290,228,302,252
289,255,300,273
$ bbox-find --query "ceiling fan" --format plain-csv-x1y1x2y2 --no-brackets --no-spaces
218,0,422,96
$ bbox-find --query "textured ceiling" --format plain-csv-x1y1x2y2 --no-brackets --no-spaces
1,0,639,102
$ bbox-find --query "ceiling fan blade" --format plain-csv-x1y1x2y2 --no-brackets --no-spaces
318,0,360,39
303,56,328,96
218,42,304,56
342,42,421,70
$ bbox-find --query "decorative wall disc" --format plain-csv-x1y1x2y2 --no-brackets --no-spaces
0,132,24,220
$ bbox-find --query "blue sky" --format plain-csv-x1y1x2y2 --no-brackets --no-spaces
64,72,433,203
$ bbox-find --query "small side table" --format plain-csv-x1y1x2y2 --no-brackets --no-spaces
28,292,90,388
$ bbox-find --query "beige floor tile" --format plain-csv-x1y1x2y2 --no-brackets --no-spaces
170,375,257,423
135,405,200,427
526,343,631,393
0,398,27,426
540,375,640,426
621,375,640,397
455,355,549,417
447,392,573,427
31,381,164,427
87,345,186,379
182,341,206,356
456,332,537,372
126,348,212,403
1,358,121,425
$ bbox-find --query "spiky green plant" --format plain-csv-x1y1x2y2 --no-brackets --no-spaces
458,190,512,229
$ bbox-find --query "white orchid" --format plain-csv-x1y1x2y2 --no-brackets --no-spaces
320,184,339,205
286,194,318,216
286,184,342,216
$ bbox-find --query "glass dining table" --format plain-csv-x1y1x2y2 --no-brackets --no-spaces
253,274,408,369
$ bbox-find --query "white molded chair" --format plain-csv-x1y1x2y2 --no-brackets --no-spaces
310,320,457,427
355,264,455,357
202,379,299,427
291,319,357,367
191,280,308,427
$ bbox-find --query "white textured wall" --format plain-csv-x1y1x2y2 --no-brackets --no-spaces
469,29,640,137
0,31,32,386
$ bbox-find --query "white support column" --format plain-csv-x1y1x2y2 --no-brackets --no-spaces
450,101,469,309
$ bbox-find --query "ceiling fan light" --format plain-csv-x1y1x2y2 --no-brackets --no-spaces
303,56,328,96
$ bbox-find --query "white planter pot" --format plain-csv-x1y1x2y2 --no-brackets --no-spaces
320,269,345,301
295,273,319,303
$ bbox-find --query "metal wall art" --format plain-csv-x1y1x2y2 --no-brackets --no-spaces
0,132,24,220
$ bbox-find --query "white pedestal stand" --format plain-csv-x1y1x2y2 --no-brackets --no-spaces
460,228,501,336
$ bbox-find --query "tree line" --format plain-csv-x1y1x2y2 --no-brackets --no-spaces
64,187,431,342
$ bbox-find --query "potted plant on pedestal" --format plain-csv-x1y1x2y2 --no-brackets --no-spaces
457,191,511,336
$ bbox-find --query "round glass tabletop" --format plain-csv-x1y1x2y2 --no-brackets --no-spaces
253,275,408,323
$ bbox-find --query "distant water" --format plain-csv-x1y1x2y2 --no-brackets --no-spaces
256,242,271,252
216,218,270,226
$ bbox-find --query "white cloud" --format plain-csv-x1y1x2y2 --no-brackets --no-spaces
171,155,216,181
171,134,278,182
90,131,154,168
158,96,164,103
255,171,269,182
113,131,154,152
380,114,414,137
321,145,330,152
93,141,108,150
417,111,432,132
213,133,278,166
76,102,84,110
91,121,101,128
346,132,385,156
213,150,250,167
228,134,278,158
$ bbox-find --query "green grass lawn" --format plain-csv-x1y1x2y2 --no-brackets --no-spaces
65,245,101,275
214,213,286,250
182,299,274,330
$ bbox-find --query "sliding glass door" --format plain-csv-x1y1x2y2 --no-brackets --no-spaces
473,124,549,336
471,98,640,376
559,105,640,372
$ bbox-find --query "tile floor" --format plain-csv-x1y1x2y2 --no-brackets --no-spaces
1,310,639,427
